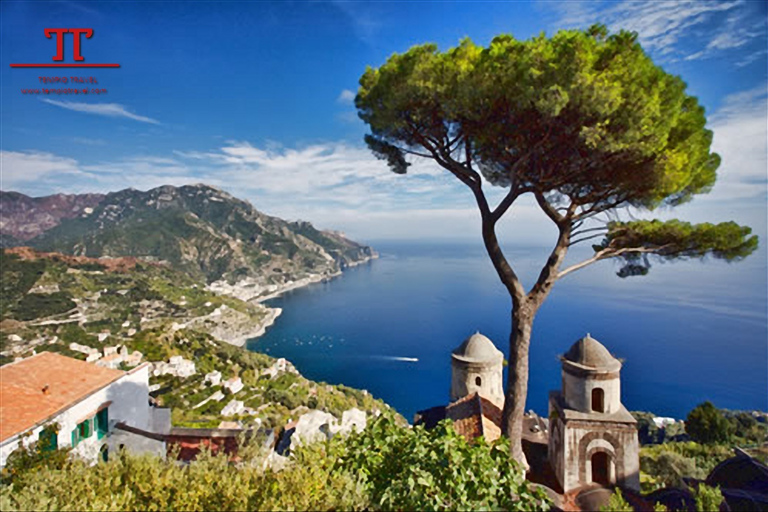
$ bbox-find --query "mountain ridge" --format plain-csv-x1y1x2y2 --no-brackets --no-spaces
0,184,374,286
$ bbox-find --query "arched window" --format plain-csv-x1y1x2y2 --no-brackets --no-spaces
592,388,605,413
475,376,482,386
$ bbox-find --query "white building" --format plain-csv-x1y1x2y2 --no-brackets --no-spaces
69,342,98,356
223,376,244,394
261,357,299,379
0,352,167,467
221,399,244,417
96,353,123,369
204,370,222,386
152,356,196,378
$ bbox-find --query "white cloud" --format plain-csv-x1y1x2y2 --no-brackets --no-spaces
5,104,765,243
70,137,107,146
684,12,765,61
179,140,445,202
737,48,768,68
703,86,768,202
337,89,356,104
548,0,764,62
0,150,83,188
41,99,160,124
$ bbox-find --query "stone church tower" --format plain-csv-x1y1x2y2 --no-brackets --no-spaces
548,334,640,492
451,332,504,410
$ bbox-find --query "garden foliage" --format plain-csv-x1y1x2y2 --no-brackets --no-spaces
0,416,551,512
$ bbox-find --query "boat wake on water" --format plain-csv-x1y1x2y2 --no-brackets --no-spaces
371,355,419,362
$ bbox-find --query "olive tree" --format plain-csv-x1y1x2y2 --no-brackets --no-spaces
355,25,757,464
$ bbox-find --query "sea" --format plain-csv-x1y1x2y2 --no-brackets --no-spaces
247,240,768,422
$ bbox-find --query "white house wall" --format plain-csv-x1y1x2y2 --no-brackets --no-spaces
0,364,152,467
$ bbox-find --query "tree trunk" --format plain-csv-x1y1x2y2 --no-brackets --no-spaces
502,303,534,469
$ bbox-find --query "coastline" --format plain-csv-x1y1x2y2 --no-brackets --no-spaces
255,253,379,303
255,272,341,303
213,253,378,345
225,307,283,347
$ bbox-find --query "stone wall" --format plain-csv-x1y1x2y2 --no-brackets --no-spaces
548,399,640,493
562,368,621,414
450,359,504,409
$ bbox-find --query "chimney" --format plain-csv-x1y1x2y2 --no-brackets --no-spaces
42,385,50,395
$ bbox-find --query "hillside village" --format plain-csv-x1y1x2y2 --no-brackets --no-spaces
0,188,386,437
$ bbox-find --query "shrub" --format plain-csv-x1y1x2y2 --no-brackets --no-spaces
694,484,723,512
1,425,70,489
601,489,632,512
640,442,731,482
640,450,702,488
727,411,768,445
335,415,552,511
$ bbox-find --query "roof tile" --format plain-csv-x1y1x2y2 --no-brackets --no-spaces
0,352,124,442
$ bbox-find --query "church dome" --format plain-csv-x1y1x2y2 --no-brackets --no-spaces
452,332,503,364
562,334,621,372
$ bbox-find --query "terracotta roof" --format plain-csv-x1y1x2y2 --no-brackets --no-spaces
0,352,125,442
445,392,503,442
413,405,447,429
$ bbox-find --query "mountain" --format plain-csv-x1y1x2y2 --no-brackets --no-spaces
1,185,374,284
0,191,105,241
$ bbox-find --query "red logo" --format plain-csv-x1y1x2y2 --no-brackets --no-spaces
10,28,119,68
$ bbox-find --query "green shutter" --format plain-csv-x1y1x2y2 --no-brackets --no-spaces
96,408,109,439
80,419,92,439
38,430,57,451
71,428,78,447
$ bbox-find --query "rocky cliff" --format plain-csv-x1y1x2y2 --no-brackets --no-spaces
0,191,105,241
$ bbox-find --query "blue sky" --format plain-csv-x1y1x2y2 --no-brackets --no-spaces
1,0,766,244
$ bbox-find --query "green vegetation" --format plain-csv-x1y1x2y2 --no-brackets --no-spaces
355,23,757,462
694,484,724,512
0,416,550,512
686,401,734,444
1,424,70,489
12,292,76,321
0,254,46,316
603,485,722,512
632,411,686,444
337,416,550,510
639,443,722,489
638,402,767,493
600,489,632,512
724,410,768,446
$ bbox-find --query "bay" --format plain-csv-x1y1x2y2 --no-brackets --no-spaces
247,240,768,421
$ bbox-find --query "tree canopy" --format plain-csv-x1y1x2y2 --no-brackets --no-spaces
686,401,734,445
357,25,756,275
